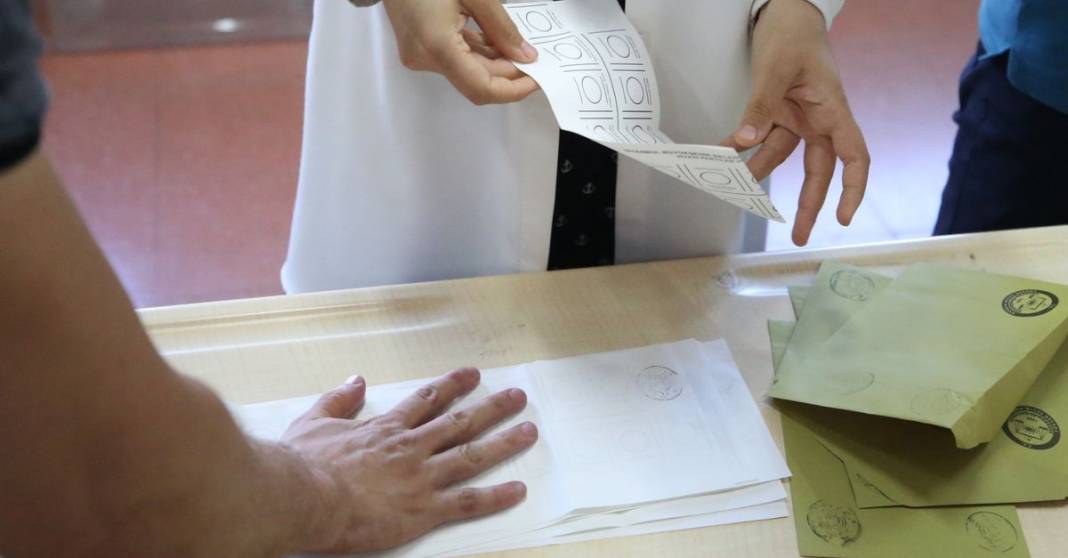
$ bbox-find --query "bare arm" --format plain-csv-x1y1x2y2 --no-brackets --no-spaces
0,151,536,557
0,151,340,556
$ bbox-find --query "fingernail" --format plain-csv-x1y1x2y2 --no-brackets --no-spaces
737,125,759,143
520,422,537,438
512,481,527,497
520,41,538,61
508,388,525,402
345,375,364,386
454,368,480,389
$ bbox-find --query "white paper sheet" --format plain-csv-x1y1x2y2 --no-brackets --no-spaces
445,500,789,557
504,0,785,223
232,339,789,557
524,340,787,512
439,481,787,557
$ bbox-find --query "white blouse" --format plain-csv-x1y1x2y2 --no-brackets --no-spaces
283,0,843,293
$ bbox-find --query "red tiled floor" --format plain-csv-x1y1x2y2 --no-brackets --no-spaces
41,0,981,306
41,41,307,307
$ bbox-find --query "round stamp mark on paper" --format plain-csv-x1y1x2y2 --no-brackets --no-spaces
829,270,876,302
716,270,740,291
820,370,875,396
965,511,1018,553
910,388,973,419
1002,289,1059,317
1002,405,1061,450
806,501,862,547
638,366,684,401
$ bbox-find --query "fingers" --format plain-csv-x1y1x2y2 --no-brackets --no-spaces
461,28,501,60
430,422,538,486
435,482,528,523
793,137,836,246
416,388,528,452
744,126,801,181
436,43,540,104
461,0,537,63
475,54,533,81
302,376,367,420
733,67,793,148
829,117,870,226
388,368,481,428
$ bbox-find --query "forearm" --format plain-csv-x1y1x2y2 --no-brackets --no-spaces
78,376,343,558
0,151,340,557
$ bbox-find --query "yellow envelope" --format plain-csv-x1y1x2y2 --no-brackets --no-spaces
783,408,1030,558
770,262,1068,448
774,285,1068,508
772,321,1032,557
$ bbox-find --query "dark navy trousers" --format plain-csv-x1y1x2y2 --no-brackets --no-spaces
934,44,1068,235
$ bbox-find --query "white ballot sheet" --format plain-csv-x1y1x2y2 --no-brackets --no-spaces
504,0,785,223
440,482,788,557
447,500,789,557
233,339,789,557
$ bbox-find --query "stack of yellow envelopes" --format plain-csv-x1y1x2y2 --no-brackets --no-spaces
771,262,1068,558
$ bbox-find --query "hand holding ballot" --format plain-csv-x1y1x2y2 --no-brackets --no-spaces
381,0,540,105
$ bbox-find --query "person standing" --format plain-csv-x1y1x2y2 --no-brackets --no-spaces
934,0,1068,235
283,0,870,292
1,2,538,555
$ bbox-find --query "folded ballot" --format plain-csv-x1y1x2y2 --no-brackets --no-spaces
504,0,784,222
233,339,791,557
770,320,1032,558
771,280,1068,510
769,262,1068,448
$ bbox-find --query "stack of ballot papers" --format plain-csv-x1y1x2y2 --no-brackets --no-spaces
234,339,791,557
771,262,1068,557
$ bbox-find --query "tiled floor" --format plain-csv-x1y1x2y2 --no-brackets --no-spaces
41,41,307,307
40,0,981,308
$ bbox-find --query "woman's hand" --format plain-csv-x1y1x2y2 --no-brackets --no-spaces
383,0,540,105
725,0,870,246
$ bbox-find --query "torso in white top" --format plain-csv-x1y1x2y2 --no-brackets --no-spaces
283,0,840,293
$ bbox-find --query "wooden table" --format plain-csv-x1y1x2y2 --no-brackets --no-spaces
141,225,1068,557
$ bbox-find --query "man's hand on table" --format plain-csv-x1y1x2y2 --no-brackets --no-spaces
282,368,538,554
0,151,537,557
382,0,540,105
725,0,871,247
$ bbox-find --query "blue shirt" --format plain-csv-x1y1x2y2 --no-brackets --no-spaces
980,0,1068,114
0,0,48,171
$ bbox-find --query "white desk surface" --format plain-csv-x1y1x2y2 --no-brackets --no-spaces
141,225,1068,557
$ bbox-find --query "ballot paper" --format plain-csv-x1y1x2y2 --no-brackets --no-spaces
769,262,1068,448
503,0,785,223
448,500,790,557
772,282,1068,509
770,320,1032,558
233,339,790,557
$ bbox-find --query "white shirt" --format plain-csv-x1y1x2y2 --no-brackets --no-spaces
283,0,843,293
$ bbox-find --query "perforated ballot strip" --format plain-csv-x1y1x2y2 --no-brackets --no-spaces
505,0,785,223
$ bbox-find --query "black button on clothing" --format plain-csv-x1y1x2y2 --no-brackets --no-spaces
546,0,625,271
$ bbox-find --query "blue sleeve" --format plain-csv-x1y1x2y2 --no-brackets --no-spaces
1011,0,1068,114
0,0,49,171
